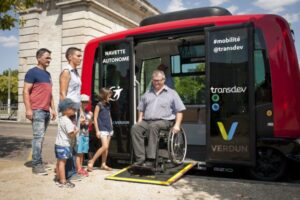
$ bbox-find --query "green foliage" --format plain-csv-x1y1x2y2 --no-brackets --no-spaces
0,0,44,30
174,63,206,104
175,76,205,104
2,69,18,76
0,70,18,104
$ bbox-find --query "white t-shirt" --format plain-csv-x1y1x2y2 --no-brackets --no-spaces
55,115,76,147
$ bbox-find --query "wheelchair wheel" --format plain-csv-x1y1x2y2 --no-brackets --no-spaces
167,128,187,164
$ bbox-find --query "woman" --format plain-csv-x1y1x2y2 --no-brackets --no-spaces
59,47,83,181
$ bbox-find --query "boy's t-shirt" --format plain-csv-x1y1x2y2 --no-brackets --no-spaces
55,115,75,147
80,110,91,135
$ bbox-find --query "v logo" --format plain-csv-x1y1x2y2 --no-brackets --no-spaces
217,122,238,141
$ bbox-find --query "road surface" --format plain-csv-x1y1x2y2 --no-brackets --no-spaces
0,121,299,200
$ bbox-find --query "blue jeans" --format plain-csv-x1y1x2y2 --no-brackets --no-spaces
32,109,50,167
65,148,77,179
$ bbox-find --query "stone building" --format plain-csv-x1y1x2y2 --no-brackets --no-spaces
17,0,160,122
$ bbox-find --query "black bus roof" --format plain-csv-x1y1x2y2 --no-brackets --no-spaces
140,7,232,26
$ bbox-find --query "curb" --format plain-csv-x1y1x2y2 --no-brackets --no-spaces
0,120,57,126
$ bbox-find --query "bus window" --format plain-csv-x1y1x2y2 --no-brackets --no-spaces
254,50,265,87
173,75,205,105
171,55,180,73
254,29,272,104
253,29,273,137
140,57,161,94
92,48,100,104
172,43,205,74
170,54,206,105
171,55,205,73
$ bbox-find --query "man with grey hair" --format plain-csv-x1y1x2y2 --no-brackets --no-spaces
131,69,186,168
157,63,174,89
23,48,57,175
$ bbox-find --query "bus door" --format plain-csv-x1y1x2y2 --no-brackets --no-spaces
205,23,256,165
98,38,135,164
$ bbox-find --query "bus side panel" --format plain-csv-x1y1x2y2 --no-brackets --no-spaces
255,16,300,138
81,41,99,101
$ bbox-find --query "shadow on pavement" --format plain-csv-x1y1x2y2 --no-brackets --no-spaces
173,167,300,200
24,161,32,168
0,135,31,159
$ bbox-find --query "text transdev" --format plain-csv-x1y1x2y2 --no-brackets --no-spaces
210,86,247,94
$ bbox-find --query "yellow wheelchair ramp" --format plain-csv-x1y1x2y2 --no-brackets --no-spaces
105,162,196,186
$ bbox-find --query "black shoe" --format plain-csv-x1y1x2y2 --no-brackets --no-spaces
32,165,48,176
143,160,155,168
133,160,144,166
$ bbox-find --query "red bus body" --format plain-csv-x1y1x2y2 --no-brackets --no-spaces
82,14,300,138
81,9,300,180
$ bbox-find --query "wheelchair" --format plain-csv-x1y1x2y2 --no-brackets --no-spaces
154,127,187,172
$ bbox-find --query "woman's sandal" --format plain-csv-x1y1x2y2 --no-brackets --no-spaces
100,165,112,171
87,161,93,172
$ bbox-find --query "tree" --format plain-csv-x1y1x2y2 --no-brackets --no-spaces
0,0,43,30
2,69,18,76
0,69,18,104
174,63,206,104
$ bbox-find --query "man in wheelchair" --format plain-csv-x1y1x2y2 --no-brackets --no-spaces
131,69,186,169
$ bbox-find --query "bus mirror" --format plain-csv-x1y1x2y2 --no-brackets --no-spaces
291,29,295,42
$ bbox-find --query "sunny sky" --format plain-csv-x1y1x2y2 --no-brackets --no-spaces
0,0,299,73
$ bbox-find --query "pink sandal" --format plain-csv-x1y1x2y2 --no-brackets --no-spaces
78,168,89,177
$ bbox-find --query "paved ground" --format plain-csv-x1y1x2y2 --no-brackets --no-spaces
0,121,300,200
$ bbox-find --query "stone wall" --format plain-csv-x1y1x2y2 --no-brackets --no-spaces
17,0,160,122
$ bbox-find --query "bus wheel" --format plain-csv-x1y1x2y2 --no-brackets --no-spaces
249,147,287,181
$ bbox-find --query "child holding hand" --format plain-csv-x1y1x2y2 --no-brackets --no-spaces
76,94,93,176
55,98,80,188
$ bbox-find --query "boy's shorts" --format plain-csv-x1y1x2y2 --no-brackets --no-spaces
55,145,72,159
76,133,89,153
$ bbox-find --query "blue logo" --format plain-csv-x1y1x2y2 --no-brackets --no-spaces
212,103,220,111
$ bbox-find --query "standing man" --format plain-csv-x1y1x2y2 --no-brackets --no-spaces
23,48,57,175
59,47,82,181
131,70,186,167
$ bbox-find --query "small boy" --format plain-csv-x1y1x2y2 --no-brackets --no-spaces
76,94,93,176
55,98,80,188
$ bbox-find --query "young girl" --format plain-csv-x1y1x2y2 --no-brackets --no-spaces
55,98,79,188
87,88,113,171
76,94,93,177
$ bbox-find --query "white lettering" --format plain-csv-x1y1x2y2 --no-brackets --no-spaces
210,86,247,94
211,145,248,152
113,121,130,125
102,56,129,64
104,49,126,56
213,45,244,53
213,36,241,44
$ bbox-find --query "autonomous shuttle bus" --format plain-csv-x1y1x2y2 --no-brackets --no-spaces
81,7,300,181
